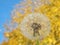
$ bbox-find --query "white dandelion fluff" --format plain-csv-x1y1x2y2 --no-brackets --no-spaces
12,0,51,41
20,13,51,40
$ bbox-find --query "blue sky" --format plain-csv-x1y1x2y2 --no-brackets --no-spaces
0,0,22,43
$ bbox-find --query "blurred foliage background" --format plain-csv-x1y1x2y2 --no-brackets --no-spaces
1,0,60,45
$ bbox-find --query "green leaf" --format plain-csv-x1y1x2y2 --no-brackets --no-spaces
36,40,39,45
